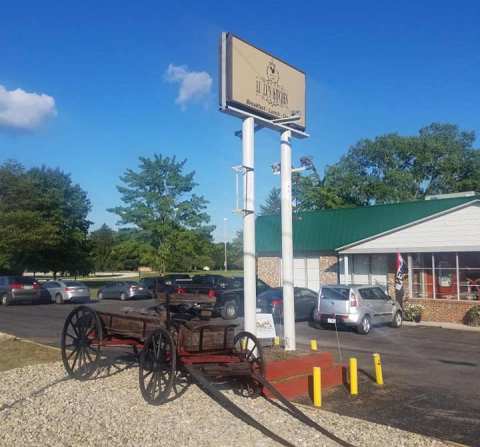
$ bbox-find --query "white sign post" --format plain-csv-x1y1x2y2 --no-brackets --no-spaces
219,32,308,348
242,116,256,336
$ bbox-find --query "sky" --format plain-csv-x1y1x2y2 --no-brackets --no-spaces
1,1,479,241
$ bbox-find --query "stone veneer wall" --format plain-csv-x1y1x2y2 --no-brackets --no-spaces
257,256,281,287
319,255,339,285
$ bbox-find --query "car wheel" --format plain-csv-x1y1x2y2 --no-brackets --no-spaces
97,292,103,301
1,294,9,306
120,292,127,301
221,300,238,320
391,311,403,328
55,293,64,304
357,315,371,335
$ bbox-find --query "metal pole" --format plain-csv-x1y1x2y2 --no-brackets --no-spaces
408,254,413,299
242,117,257,336
224,217,228,272
432,253,436,299
280,129,295,351
456,252,460,300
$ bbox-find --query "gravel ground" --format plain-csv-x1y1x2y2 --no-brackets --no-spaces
0,362,448,447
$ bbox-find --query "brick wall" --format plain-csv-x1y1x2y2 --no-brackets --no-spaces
257,257,281,287
407,298,478,323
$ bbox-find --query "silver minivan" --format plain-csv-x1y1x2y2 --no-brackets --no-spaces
313,284,403,334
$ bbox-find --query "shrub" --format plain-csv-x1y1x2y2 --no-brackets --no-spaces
403,303,424,322
463,305,480,326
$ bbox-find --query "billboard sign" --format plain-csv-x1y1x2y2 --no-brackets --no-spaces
220,33,306,131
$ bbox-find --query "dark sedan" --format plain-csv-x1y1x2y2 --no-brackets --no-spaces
256,287,318,321
97,281,152,301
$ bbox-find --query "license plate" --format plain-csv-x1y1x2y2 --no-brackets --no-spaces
327,318,336,324
24,285,33,289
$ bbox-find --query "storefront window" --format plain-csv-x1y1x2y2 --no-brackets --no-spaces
411,252,480,301
458,253,480,301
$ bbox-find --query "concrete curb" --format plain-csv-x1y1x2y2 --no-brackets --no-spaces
0,332,61,351
403,321,480,332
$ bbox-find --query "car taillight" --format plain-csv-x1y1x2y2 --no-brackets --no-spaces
64,287,74,292
271,298,283,306
10,283,23,289
177,287,186,294
33,283,40,289
349,290,358,307
208,289,217,299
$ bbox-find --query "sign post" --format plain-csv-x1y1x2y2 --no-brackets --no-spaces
280,129,296,350
242,116,256,336
219,32,308,347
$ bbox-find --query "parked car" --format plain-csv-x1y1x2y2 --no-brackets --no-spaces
97,281,152,301
140,274,191,298
313,284,403,335
212,278,271,320
256,287,317,321
175,274,230,293
0,276,44,306
42,280,91,304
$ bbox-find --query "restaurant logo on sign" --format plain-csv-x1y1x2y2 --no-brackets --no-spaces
256,61,289,108
219,33,306,131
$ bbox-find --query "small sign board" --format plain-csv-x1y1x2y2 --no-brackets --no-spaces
219,33,306,131
255,313,276,339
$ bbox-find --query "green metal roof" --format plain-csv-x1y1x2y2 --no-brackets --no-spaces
256,196,479,254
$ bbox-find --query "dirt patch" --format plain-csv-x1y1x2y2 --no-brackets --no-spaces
0,338,60,372
263,344,312,362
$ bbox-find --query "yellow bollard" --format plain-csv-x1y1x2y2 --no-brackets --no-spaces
310,339,318,351
241,337,247,351
349,357,358,395
373,353,384,385
313,367,322,407
274,336,280,346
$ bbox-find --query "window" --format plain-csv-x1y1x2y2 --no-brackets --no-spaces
321,287,349,301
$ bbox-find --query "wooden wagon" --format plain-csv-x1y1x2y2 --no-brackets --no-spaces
60,302,264,405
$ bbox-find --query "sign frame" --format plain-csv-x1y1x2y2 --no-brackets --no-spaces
219,32,307,136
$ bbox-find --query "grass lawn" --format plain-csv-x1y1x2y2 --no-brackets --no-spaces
0,338,60,372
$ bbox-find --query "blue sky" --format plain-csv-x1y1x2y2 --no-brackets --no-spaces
1,1,479,241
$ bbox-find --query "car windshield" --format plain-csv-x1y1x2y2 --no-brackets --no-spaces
321,287,349,300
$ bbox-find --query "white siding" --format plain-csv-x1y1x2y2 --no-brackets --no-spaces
341,203,480,253
293,258,306,287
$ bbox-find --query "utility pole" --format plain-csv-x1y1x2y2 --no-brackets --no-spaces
223,217,228,271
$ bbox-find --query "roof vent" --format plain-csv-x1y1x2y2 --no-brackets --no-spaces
425,191,477,200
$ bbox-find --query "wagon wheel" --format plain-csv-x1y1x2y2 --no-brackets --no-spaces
61,306,103,381
233,331,265,397
139,328,176,405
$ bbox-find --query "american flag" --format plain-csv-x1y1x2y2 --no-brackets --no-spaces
395,253,407,291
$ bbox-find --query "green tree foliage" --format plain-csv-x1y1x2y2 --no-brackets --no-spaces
0,161,92,275
89,224,116,271
260,187,281,215
109,154,215,272
325,123,480,206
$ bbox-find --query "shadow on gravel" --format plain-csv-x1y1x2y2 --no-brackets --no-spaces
0,376,70,413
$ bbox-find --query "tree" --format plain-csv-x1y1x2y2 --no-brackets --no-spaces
325,123,480,206
109,154,214,272
0,161,92,275
90,224,116,271
260,187,281,215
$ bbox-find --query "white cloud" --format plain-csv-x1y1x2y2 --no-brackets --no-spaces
0,84,57,132
165,64,212,108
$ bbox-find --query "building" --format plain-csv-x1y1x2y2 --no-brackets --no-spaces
256,193,480,323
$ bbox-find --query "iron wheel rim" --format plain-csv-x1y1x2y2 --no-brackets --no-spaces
139,328,176,405
61,306,102,380
233,331,265,397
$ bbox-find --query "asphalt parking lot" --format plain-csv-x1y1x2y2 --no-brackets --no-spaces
0,299,479,446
